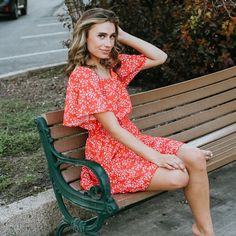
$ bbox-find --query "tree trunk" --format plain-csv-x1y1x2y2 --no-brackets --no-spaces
64,0,85,25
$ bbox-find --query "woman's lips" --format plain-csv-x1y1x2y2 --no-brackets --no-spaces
101,50,111,54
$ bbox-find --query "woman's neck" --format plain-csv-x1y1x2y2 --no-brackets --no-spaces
94,64,111,79
87,55,100,67
86,58,111,79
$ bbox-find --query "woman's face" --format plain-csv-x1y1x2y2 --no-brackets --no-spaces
86,21,116,63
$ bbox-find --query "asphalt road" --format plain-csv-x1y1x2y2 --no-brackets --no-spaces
0,0,70,75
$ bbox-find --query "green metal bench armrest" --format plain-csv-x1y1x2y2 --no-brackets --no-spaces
51,150,118,215
52,148,112,196
35,116,118,215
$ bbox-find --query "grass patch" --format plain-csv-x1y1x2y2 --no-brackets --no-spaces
0,99,40,157
16,174,36,186
0,175,13,192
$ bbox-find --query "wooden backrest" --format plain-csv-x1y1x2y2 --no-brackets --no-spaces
42,66,236,186
131,67,236,143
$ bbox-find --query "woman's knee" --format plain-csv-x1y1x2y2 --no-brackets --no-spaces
147,168,189,191
178,145,206,171
170,171,189,189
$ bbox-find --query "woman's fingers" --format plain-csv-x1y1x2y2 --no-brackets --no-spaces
162,156,186,172
178,161,186,171
156,155,187,172
163,163,175,170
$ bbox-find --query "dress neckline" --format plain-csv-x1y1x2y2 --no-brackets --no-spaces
92,68,117,81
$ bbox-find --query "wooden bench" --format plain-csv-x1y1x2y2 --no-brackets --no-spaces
35,66,236,236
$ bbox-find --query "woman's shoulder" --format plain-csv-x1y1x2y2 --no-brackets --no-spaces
69,66,95,82
72,65,93,76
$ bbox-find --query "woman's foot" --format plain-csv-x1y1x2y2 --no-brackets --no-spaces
192,224,201,236
201,150,213,161
192,223,215,236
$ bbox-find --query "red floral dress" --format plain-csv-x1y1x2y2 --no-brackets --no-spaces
63,54,183,194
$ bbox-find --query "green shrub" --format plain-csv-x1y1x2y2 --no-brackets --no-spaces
85,0,236,88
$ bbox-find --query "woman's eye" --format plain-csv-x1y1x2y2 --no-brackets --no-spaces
98,35,105,39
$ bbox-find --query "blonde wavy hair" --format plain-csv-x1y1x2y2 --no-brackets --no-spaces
66,8,122,76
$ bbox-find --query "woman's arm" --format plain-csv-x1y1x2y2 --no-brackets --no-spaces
94,111,186,171
118,28,168,70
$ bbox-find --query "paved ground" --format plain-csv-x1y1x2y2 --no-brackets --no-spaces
66,161,236,236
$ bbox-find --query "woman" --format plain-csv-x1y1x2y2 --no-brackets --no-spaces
63,8,215,236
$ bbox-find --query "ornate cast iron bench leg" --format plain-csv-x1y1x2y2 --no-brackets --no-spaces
55,221,70,236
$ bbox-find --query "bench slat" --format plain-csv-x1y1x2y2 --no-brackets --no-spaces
145,101,236,137
206,149,236,172
65,149,86,159
114,191,162,209
59,150,86,170
42,110,64,126
131,77,235,119
70,180,82,191
54,133,88,153
61,166,82,183
200,132,236,150
50,125,86,139
133,89,236,130
131,66,236,106
211,141,235,156
189,124,236,147
202,133,235,154
202,134,236,156
167,112,236,142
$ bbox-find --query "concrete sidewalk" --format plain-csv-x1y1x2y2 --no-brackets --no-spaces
67,161,236,236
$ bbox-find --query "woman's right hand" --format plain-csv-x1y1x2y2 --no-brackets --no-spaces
154,154,187,172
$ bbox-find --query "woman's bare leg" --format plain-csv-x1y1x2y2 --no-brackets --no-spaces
177,144,214,236
146,167,189,191
146,144,214,235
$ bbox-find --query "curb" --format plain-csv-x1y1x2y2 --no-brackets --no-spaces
0,189,60,236
0,62,66,81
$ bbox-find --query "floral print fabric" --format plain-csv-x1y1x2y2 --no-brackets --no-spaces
63,54,183,194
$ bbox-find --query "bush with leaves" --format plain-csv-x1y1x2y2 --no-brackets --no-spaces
63,0,236,89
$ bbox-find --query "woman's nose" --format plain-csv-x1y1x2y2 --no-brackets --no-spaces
104,38,113,47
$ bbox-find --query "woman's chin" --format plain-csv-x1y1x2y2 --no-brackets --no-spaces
100,55,110,59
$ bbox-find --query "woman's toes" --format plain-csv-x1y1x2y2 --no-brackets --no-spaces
202,150,213,160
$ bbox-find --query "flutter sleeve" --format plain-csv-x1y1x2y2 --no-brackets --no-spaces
63,67,110,128
117,54,146,87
